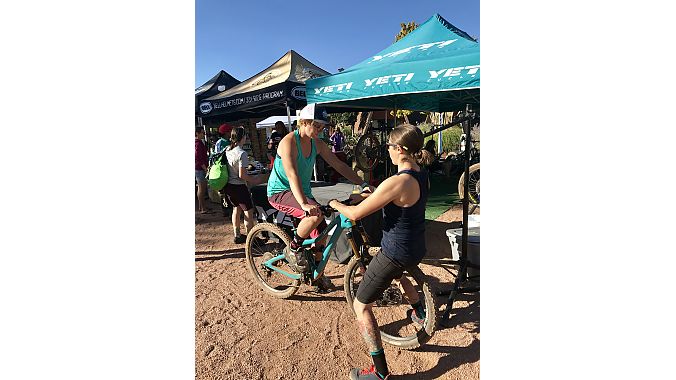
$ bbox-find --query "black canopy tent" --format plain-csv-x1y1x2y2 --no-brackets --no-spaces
195,70,241,114
198,50,330,122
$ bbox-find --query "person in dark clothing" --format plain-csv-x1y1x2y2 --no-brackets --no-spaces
195,127,211,214
267,121,288,169
328,124,433,380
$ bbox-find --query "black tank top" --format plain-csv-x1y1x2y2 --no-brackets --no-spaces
381,169,428,267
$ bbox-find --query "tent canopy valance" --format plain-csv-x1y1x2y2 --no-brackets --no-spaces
199,50,330,120
306,14,479,113
195,70,241,115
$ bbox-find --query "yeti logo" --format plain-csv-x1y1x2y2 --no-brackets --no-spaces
291,86,306,100
199,102,213,114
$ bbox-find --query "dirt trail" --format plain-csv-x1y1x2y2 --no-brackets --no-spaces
195,203,479,379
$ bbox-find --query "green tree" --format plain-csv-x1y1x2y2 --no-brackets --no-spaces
329,112,356,128
391,21,420,123
395,21,418,42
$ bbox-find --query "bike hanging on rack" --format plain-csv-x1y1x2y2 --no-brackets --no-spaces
457,141,480,206
244,199,437,350
353,113,480,208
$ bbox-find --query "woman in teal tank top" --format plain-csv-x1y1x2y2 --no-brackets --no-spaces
266,104,373,292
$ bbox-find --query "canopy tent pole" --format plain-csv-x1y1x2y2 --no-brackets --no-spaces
438,113,443,154
286,101,293,131
461,104,471,279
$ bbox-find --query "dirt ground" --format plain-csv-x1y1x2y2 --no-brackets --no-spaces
195,201,479,379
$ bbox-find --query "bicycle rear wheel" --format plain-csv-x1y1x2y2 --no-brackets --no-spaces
245,223,300,299
343,255,437,350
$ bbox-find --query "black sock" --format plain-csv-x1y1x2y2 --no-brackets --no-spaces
370,348,389,378
411,300,426,319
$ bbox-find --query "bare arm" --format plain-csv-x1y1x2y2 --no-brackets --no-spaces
316,139,364,185
328,176,402,221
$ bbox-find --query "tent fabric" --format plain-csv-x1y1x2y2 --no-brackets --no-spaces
255,116,299,129
306,14,479,112
195,70,241,99
195,70,241,115
198,50,330,120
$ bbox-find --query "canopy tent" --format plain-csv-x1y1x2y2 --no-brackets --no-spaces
195,70,241,114
255,115,298,129
199,50,330,121
306,13,479,112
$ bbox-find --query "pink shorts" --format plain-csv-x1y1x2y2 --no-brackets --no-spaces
268,190,328,239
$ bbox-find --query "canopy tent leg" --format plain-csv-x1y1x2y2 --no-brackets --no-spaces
438,113,443,154
441,104,476,326
286,101,293,131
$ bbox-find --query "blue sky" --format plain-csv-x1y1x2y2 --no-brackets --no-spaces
195,0,479,88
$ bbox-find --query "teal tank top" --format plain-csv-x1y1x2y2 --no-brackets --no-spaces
267,130,316,198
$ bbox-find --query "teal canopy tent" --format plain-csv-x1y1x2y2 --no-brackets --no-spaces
306,13,479,112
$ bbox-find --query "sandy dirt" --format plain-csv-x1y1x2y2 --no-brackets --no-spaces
195,201,479,379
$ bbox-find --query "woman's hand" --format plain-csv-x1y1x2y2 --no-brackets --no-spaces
301,202,320,217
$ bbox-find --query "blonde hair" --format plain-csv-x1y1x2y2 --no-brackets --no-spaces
388,124,433,166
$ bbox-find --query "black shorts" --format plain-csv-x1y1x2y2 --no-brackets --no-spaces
355,252,407,304
223,183,254,211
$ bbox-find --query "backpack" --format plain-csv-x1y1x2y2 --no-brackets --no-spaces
207,150,229,191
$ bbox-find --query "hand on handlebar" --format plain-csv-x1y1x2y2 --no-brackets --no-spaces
301,202,321,217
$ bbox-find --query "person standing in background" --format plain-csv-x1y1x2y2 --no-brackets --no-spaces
267,121,288,169
195,127,211,214
224,127,269,243
329,125,347,182
214,123,233,154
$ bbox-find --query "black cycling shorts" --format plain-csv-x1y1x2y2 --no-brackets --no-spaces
355,251,406,304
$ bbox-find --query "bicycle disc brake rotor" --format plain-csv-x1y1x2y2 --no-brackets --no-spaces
355,133,381,171
376,286,403,306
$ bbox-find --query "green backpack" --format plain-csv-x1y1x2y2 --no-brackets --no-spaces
207,150,229,191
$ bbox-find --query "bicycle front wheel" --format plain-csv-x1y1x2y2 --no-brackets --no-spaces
245,223,300,299
343,255,437,350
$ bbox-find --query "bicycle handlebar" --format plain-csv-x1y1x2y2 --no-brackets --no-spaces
304,199,351,218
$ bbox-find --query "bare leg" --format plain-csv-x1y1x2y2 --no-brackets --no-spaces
295,214,322,239
395,276,420,305
231,206,242,236
197,180,207,212
243,209,255,234
353,299,383,352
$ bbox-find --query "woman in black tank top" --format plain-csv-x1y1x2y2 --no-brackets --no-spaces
328,124,433,379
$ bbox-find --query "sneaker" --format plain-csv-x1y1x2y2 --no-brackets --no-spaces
284,246,308,273
233,235,246,244
349,365,389,380
310,275,335,294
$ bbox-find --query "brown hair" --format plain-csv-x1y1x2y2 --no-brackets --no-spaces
388,124,433,166
227,127,246,150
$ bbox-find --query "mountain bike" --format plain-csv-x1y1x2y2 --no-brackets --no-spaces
244,201,437,349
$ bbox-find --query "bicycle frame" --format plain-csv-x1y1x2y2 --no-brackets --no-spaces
261,213,358,281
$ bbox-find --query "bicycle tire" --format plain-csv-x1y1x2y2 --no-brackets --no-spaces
458,162,480,205
343,255,437,350
354,133,381,172
245,223,300,299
